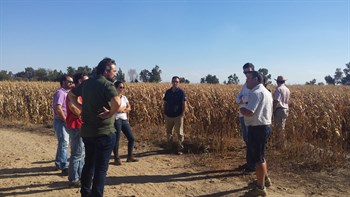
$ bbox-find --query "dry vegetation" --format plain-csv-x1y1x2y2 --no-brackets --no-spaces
1,81,349,170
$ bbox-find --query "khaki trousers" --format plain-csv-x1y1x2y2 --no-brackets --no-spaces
165,115,184,150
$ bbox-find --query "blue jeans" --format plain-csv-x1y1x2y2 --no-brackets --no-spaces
53,118,69,170
67,128,85,183
81,132,116,197
239,117,254,170
113,119,135,158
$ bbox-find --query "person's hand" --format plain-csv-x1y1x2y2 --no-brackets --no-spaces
97,107,110,119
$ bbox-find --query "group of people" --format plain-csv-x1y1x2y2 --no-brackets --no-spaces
52,57,290,196
236,62,290,196
52,57,187,196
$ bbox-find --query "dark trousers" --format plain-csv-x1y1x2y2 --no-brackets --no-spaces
113,119,135,158
80,133,116,197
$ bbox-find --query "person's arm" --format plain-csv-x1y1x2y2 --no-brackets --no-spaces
68,91,82,111
55,104,66,122
236,88,244,104
123,102,131,113
68,100,81,117
239,107,254,117
181,100,186,116
98,96,121,119
273,100,279,112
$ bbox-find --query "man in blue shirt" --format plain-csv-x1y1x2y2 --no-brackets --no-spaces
163,76,187,155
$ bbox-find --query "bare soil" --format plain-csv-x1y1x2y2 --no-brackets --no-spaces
0,125,349,197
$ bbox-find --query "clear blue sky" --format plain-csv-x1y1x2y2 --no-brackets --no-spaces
1,0,349,84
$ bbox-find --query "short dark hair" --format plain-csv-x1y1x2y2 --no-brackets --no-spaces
250,71,263,84
172,76,180,82
73,72,88,85
114,80,123,89
96,57,116,75
243,63,255,70
59,75,68,86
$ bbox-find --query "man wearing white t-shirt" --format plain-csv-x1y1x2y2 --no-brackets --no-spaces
240,71,273,196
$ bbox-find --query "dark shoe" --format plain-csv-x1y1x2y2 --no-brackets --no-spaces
68,180,81,188
61,169,68,176
114,158,122,165
126,156,139,162
245,186,267,196
265,176,272,187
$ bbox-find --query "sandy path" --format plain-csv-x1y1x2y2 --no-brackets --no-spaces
0,127,348,197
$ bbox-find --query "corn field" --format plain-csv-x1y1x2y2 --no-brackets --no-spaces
1,81,349,167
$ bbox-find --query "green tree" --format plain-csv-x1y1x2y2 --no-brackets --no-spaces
200,74,219,84
149,65,162,83
324,75,335,85
67,66,76,76
24,67,35,80
341,62,350,85
226,74,239,84
334,68,343,84
139,69,151,82
179,77,190,84
35,68,49,81
116,68,126,82
258,68,271,84
305,79,316,85
77,65,92,74
47,69,64,82
0,70,12,81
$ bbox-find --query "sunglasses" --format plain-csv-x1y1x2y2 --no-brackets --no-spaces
67,80,74,84
119,86,125,89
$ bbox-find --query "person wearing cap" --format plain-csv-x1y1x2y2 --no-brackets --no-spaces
240,71,273,196
236,62,255,172
273,75,291,148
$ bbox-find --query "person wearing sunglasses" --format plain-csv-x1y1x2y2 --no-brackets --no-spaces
52,75,74,176
112,81,139,165
236,63,255,173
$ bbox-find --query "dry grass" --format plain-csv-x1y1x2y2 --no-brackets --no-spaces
0,81,349,170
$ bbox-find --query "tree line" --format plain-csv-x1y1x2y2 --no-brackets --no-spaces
305,62,350,85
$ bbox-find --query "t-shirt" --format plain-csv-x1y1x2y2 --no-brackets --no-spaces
115,95,129,120
163,87,187,117
244,84,273,126
236,83,250,117
72,75,118,137
66,96,83,129
52,87,68,120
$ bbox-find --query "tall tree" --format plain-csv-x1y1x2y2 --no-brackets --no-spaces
116,68,126,82
305,79,316,85
0,70,12,81
35,68,49,81
77,65,92,74
128,69,138,82
200,74,219,84
24,67,35,79
67,66,76,76
324,75,335,85
341,62,350,84
179,77,190,84
149,65,162,83
258,68,271,84
226,74,239,84
334,68,343,84
139,69,151,82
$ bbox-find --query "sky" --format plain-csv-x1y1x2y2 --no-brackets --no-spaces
0,0,349,84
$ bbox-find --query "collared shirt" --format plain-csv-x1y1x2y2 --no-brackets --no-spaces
163,87,187,117
244,84,273,126
52,87,68,120
72,75,118,137
236,83,250,117
273,84,290,109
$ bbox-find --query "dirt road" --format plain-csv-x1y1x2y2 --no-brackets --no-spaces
0,127,349,197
